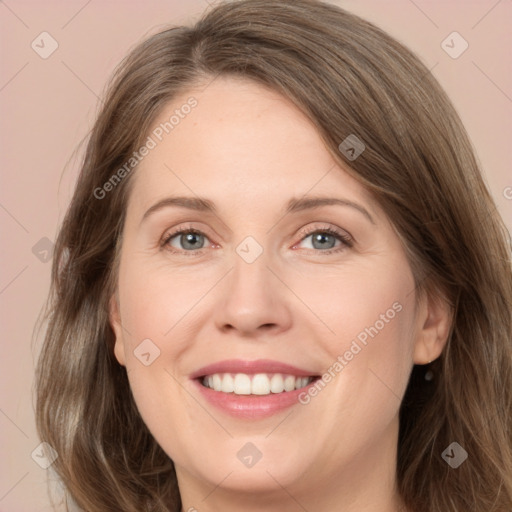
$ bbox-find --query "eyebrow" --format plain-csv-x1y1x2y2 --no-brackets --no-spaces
285,196,375,224
140,195,375,225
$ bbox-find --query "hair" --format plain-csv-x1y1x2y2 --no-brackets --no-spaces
34,0,512,510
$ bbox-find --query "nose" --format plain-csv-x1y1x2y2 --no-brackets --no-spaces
213,253,293,337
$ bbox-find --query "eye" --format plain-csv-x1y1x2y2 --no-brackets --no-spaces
161,226,212,254
293,225,353,255
161,224,353,256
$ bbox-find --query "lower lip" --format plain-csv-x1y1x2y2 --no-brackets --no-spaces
192,379,317,419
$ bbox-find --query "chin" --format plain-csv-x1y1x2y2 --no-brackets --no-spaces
178,441,311,494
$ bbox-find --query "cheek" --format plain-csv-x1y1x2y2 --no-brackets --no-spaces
116,267,201,463
295,274,416,455
115,259,219,446
117,258,213,349
123,366,199,467
301,259,415,352
311,261,416,402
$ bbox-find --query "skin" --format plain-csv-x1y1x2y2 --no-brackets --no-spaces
109,76,451,512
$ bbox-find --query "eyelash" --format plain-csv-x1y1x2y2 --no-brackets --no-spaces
160,224,353,256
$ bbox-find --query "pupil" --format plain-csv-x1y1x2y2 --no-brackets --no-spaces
313,233,335,250
183,233,203,250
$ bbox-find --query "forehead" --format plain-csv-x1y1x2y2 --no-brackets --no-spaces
127,76,373,216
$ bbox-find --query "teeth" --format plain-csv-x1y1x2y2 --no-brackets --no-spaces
251,374,270,395
296,377,309,390
233,374,251,395
270,374,285,393
212,374,222,391
201,373,314,395
284,375,296,391
221,373,234,393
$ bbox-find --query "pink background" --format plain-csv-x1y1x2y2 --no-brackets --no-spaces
1,1,510,510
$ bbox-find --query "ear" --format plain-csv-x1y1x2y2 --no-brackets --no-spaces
413,290,453,364
109,293,126,366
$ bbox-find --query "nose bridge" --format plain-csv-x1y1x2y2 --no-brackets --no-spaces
213,237,292,334
231,242,270,292
229,240,276,310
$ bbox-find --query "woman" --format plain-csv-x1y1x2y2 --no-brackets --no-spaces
35,1,512,511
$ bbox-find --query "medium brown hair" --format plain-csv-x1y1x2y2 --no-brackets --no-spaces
35,1,512,510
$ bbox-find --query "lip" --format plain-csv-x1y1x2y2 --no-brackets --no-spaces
190,359,320,419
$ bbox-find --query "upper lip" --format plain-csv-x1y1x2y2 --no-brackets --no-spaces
190,359,320,379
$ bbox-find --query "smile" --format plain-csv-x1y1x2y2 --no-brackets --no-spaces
201,373,316,395
191,359,321,419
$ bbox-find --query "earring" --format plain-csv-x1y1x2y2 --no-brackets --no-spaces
425,361,434,381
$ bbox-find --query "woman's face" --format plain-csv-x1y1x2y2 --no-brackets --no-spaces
110,76,442,507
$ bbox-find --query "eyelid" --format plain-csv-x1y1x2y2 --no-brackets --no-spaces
295,223,353,244
160,222,354,255
293,223,354,253
160,224,215,252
